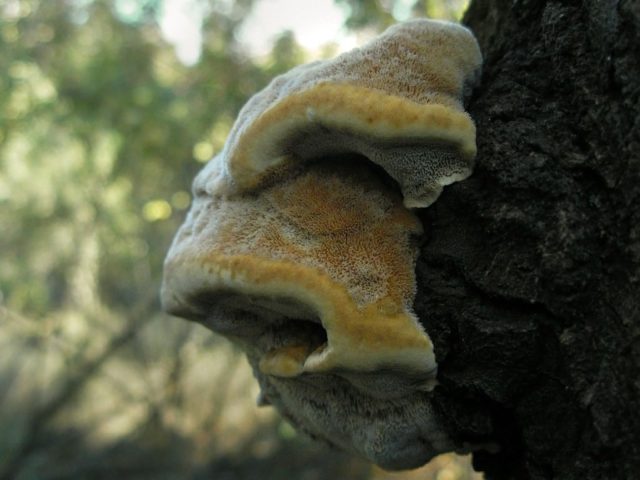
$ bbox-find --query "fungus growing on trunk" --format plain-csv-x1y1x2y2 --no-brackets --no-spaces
162,19,482,470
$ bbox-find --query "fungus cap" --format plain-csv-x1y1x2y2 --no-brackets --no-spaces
202,18,482,208
163,161,436,381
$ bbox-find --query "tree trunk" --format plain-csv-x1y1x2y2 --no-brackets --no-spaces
419,1,640,478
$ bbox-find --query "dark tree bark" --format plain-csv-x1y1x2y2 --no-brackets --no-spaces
418,1,640,478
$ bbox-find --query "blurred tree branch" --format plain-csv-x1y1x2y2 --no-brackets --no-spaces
0,296,155,480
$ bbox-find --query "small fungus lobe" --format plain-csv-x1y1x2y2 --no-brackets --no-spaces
200,19,482,208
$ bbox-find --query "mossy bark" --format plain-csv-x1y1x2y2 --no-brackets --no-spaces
414,1,640,478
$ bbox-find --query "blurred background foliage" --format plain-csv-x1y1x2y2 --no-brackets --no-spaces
0,0,479,479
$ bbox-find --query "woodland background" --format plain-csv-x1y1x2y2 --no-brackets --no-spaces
0,1,481,479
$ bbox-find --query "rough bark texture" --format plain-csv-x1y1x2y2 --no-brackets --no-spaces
414,0,640,478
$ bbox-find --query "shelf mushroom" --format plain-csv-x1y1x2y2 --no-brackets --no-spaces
202,18,482,208
162,18,482,470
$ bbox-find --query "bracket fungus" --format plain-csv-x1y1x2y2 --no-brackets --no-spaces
162,19,482,470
